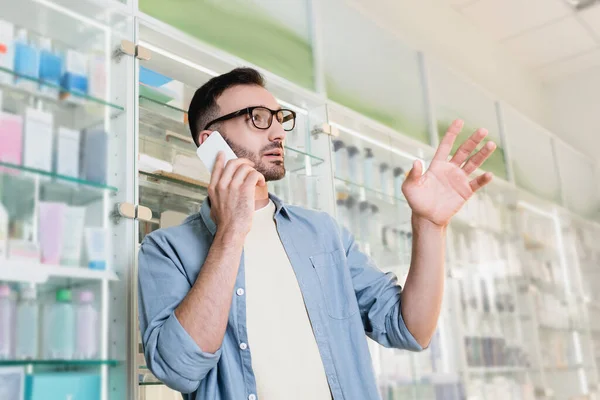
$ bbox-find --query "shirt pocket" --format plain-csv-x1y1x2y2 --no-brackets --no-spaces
310,249,358,320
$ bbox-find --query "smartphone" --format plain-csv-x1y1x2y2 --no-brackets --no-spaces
196,131,238,174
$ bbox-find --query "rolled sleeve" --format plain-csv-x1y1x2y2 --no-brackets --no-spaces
330,215,424,352
138,235,221,393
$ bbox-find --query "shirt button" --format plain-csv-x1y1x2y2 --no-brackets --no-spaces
239,342,248,350
248,395,256,400
236,288,245,296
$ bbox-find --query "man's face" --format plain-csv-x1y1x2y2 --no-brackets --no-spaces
200,85,287,182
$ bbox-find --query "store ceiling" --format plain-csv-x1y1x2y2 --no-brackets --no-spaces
439,0,600,82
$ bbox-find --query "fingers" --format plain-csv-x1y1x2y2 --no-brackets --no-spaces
209,152,225,187
470,172,493,192
217,158,254,188
433,119,464,161
230,164,257,187
211,158,254,193
462,141,497,175
405,160,423,182
244,170,266,188
450,128,488,166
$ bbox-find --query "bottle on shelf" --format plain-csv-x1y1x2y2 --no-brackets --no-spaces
347,145,361,186
332,139,346,181
16,285,38,359
46,288,74,359
392,166,405,200
75,290,98,359
0,284,15,359
378,163,390,196
363,148,374,190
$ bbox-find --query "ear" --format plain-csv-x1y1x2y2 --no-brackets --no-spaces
197,129,214,146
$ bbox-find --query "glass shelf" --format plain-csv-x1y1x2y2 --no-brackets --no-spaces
0,359,120,367
468,366,530,375
334,176,406,206
0,66,124,111
0,162,117,218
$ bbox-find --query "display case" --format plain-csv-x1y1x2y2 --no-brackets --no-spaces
0,0,136,399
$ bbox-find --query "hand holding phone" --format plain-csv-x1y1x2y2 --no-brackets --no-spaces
196,131,238,174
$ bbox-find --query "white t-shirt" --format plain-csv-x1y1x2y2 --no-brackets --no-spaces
244,200,332,400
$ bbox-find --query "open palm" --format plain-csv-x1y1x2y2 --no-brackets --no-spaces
402,120,496,227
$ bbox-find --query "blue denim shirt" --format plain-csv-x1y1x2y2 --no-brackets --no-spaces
138,194,423,400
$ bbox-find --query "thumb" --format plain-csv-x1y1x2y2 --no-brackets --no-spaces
406,160,423,182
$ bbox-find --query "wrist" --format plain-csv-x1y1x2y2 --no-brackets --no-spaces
214,225,247,247
412,214,447,233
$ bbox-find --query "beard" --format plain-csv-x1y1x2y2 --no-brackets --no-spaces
222,135,286,182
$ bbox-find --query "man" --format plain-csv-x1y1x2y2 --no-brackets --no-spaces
138,68,496,400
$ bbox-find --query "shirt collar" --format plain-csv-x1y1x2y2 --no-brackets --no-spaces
200,192,291,235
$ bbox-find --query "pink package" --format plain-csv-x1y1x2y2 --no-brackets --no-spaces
0,112,23,174
38,202,67,265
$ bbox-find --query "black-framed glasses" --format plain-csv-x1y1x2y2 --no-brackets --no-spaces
204,106,296,132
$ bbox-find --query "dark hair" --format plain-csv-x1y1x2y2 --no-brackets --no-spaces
188,67,265,146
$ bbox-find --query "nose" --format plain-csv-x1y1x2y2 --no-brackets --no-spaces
268,118,286,144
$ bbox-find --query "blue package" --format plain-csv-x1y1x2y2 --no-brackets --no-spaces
14,42,39,81
61,72,88,96
25,373,100,400
39,50,62,88
80,129,108,185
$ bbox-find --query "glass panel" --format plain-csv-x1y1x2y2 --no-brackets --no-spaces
0,1,135,398
447,181,536,398
555,142,599,218
503,105,562,203
138,0,315,89
321,0,430,143
429,62,507,180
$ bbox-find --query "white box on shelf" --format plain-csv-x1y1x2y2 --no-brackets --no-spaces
56,127,80,178
23,108,53,173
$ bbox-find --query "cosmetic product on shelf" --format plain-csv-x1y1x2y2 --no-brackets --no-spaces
0,284,15,359
23,108,53,173
56,127,80,178
332,139,346,180
0,112,23,171
16,286,38,360
38,202,66,265
393,167,405,200
363,148,374,189
13,29,39,92
75,291,98,359
0,19,14,85
88,51,106,100
85,228,107,270
38,37,62,97
46,288,75,359
346,145,360,185
61,206,86,266
379,163,390,196
61,49,88,99
0,201,7,259
80,129,108,185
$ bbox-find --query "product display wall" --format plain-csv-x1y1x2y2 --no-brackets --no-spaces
0,1,598,400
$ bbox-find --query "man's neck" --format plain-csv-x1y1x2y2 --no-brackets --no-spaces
254,184,269,210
